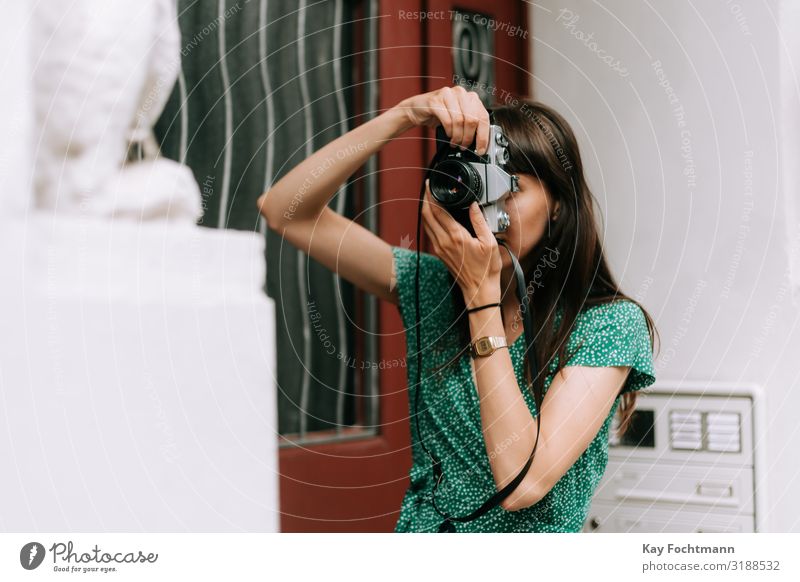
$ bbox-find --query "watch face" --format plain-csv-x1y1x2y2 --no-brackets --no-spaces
475,337,493,356
471,336,508,358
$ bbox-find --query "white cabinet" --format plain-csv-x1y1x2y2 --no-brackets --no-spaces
584,382,766,533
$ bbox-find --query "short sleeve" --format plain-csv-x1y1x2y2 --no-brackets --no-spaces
564,300,656,396
390,245,457,334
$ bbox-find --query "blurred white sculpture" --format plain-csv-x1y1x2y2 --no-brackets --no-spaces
30,0,202,221
0,0,33,218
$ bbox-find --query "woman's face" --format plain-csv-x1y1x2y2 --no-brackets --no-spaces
494,174,558,271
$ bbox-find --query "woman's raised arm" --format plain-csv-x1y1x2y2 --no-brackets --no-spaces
256,85,489,305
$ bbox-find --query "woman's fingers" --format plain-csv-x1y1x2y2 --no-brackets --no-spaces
422,181,449,245
439,87,464,147
424,181,475,264
467,203,501,284
454,86,481,150
427,192,468,243
425,183,499,289
471,92,491,156
421,212,443,252
429,85,490,153
403,86,489,150
429,93,453,135
468,202,495,247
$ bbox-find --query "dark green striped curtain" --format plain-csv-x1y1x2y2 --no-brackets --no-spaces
155,0,377,440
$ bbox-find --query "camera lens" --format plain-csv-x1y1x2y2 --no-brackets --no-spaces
429,159,482,208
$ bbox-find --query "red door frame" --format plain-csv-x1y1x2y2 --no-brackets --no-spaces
278,0,528,532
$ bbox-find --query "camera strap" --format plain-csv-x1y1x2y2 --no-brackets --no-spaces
413,139,543,533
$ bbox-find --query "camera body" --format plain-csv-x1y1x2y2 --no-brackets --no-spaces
429,123,519,237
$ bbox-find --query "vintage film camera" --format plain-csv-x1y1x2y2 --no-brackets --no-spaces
428,122,519,237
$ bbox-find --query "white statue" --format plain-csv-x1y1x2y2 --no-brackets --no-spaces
30,0,202,221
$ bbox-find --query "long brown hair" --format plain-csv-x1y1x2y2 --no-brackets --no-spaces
433,97,659,439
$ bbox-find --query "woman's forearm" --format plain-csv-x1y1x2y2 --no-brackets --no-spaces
468,305,542,508
257,105,414,225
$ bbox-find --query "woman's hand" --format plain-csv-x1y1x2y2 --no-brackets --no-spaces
421,180,502,308
392,85,491,154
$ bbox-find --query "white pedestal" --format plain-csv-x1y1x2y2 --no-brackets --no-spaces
0,214,279,532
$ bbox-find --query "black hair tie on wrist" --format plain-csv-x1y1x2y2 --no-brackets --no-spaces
466,302,501,314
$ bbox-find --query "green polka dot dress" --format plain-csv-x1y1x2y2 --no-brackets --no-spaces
390,245,656,533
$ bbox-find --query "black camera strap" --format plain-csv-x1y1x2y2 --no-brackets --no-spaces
412,137,543,533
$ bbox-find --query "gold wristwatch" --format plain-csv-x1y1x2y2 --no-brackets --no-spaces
469,335,508,359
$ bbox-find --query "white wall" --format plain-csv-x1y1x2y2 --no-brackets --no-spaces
530,0,800,532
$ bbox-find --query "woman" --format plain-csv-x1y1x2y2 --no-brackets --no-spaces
257,85,658,533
